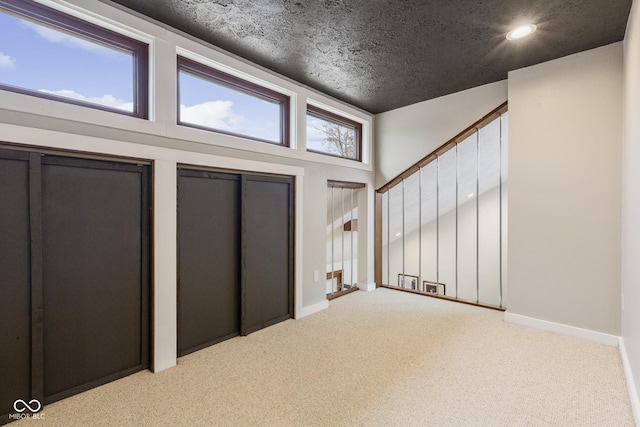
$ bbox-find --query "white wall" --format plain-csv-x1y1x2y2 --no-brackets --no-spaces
373,34,623,338
0,0,374,372
507,43,623,334
374,80,507,188
622,0,640,420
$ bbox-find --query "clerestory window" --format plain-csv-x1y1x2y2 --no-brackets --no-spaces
177,56,290,146
0,0,148,118
306,104,362,161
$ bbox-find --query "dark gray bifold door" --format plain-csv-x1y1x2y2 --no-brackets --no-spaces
0,150,32,422
241,175,294,336
41,156,149,403
177,170,240,356
0,149,150,419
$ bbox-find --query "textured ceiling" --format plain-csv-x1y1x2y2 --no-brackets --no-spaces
107,0,632,114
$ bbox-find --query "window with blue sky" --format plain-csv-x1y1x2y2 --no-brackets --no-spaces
0,1,147,116
178,56,289,146
306,104,361,161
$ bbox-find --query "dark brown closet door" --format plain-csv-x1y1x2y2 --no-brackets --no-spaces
0,150,32,419
177,170,240,356
41,156,149,402
241,175,294,335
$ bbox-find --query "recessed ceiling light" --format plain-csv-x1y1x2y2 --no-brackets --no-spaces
467,193,475,199
395,232,402,237
506,24,537,41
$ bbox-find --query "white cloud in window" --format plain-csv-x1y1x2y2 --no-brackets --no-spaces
180,100,244,132
38,89,134,111
0,51,16,68
23,21,115,55
244,121,279,143
306,117,329,149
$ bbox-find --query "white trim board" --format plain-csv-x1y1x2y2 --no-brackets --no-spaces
503,312,620,347
295,300,329,319
620,338,640,426
358,282,376,292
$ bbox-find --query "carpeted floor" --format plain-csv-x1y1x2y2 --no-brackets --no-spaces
20,288,634,426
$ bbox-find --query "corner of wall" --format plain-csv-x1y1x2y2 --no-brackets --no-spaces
620,337,640,425
358,282,376,292
295,299,329,319
622,0,640,417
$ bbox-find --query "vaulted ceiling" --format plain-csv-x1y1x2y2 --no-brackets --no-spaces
106,0,632,114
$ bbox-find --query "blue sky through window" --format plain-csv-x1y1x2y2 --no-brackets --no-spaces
307,115,332,151
0,9,134,111
179,70,281,143
306,113,357,159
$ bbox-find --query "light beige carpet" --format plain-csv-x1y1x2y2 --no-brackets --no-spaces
21,288,634,426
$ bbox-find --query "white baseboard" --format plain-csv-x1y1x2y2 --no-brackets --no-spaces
358,282,376,292
295,299,329,319
620,337,640,426
503,312,620,347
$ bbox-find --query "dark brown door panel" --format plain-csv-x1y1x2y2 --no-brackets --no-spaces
242,175,294,335
177,170,240,356
41,158,148,400
0,149,150,420
0,151,32,421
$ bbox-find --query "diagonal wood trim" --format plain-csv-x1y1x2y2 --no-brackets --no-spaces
380,285,506,312
376,101,507,193
326,286,358,300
